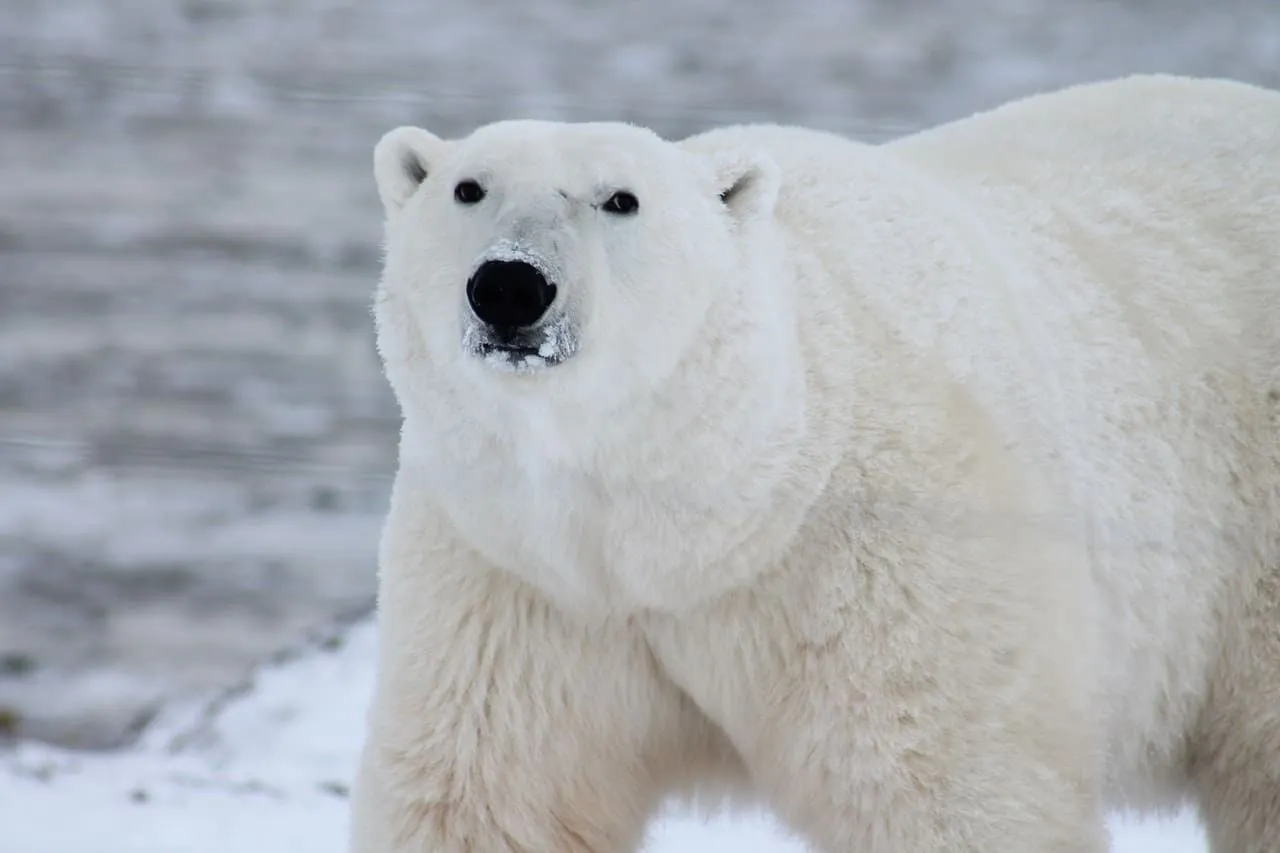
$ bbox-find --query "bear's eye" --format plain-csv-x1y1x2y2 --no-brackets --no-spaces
454,179,486,205
602,191,639,216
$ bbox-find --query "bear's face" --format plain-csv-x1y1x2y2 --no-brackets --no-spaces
372,120,806,610
372,120,780,444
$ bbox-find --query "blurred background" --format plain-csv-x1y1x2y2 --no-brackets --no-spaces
1,0,1277,753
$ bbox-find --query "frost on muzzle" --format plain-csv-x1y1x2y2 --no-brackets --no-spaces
461,241,579,373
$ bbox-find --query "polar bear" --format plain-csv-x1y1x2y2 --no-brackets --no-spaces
351,75,1280,853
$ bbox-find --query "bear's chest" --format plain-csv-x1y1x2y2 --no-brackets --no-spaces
425,438,787,616
436,451,610,609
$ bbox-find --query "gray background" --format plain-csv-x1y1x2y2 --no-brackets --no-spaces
1,0,1277,749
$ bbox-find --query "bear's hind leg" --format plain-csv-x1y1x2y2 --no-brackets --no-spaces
1188,568,1280,853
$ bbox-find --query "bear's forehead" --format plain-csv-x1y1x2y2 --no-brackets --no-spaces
453,120,674,183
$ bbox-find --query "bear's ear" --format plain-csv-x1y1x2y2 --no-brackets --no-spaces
373,126,448,215
709,149,780,224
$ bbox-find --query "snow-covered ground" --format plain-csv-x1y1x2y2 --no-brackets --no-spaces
1,619,1208,852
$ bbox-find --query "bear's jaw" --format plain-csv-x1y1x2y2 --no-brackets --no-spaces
461,312,580,374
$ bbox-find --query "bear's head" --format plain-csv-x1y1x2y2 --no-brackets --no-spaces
372,121,784,439
372,120,816,609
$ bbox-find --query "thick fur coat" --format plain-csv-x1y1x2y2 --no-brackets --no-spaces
352,75,1280,852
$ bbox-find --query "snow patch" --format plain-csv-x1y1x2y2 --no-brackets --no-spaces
0,619,1209,852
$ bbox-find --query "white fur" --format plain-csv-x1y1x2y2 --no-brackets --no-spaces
353,75,1280,852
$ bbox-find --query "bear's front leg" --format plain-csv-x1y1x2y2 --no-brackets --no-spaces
349,494,728,853
644,524,1111,853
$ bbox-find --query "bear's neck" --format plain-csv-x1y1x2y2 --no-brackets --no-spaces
589,301,823,612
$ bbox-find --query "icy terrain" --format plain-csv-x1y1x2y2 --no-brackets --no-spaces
0,620,1209,852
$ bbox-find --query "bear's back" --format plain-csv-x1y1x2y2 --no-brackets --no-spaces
686,78,1280,795
893,74,1280,799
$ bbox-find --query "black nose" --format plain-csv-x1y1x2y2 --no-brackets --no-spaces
466,260,557,330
